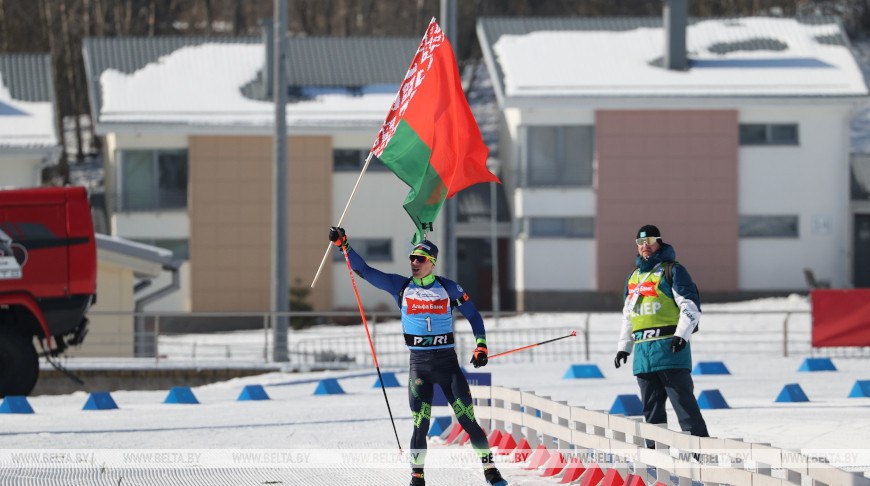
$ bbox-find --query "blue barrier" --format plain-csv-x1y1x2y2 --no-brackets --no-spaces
798,357,837,372
848,380,870,398
775,383,809,403
428,416,453,437
83,391,119,410
314,378,345,395
237,384,270,401
609,394,643,416
433,372,490,406
0,396,34,414
563,364,604,379
697,389,730,409
373,372,402,388
164,386,200,404
692,361,731,375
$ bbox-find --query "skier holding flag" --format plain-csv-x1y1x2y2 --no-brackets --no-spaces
320,18,505,486
329,228,506,486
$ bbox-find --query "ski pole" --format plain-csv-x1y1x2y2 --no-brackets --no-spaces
488,330,577,359
340,245,403,452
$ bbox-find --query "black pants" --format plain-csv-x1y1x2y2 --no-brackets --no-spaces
636,368,709,444
408,348,491,471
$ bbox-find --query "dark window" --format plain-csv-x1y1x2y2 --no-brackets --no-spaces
739,124,799,145
332,238,392,262
526,126,594,186
739,215,799,238
851,156,870,201
527,217,594,238
120,150,188,211
333,149,389,172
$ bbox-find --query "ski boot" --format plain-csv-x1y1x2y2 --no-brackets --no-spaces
484,467,507,486
409,472,425,486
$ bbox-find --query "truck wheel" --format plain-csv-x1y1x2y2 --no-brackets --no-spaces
0,330,39,397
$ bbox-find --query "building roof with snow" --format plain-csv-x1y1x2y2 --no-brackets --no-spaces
0,54,58,151
82,35,419,133
477,16,869,106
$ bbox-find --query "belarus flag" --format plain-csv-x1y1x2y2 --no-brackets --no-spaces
371,18,500,244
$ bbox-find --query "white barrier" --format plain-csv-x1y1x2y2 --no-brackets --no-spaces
464,385,869,486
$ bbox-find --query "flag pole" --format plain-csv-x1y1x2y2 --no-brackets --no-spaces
310,152,374,288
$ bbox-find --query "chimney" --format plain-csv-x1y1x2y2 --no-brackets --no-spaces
261,18,274,98
663,0,688,70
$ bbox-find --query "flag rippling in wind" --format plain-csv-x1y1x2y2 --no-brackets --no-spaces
371,18,499,244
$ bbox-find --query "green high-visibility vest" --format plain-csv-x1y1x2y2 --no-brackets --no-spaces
627,266,680,343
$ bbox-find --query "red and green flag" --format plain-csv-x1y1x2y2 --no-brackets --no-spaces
371,18,499,244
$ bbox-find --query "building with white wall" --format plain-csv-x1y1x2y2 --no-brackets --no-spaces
477,14,869,310
0,54,60,188
83,35,465,316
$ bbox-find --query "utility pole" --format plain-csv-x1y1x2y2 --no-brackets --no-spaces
272,0,289,362
441,0,458,279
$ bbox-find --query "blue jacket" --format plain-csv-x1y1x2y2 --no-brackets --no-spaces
617,243,701,374
345,247,486,350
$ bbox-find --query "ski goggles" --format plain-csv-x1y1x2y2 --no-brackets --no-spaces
635,236,661,246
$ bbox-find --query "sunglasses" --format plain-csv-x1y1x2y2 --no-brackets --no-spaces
635,236,661,246
409,255,430,263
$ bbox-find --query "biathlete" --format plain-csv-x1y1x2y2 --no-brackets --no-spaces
329,226,507,486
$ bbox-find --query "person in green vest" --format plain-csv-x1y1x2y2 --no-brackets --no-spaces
613,224,709,444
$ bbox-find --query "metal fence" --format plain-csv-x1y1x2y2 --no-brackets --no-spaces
69,309,866,369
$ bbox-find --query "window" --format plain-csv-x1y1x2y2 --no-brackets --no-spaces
739,124,799,145
526,217,594,238
526,126,594,186
739,216,799,238
332,238,392,262
120,150,188,211
333,149,389,172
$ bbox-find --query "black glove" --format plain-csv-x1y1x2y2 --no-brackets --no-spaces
614,351,629,369
470,344,488,368
329,226,348,250
671,336,687,353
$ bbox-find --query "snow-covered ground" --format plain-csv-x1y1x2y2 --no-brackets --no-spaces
3,297,869,485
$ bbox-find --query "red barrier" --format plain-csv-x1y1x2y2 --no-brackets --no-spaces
560,458,586,483
497,433,518,455
445,423,464,445
512,439,532,463
580,464,605,486
811,289,870,346
488,429,503,447
600,469,625,486
524,445,550,470
541,452,566,477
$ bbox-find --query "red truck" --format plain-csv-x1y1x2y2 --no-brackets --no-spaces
0,186,96,397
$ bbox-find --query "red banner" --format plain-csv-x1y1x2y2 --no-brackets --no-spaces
811,289,870,347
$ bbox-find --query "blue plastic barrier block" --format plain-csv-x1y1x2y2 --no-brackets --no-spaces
433,372,490,406
83,391,119,410
237,384,270,401
798,357,837,372
692,361,731,375
609,394,643,416
0,396,34,414
314,378,345,395
164,386,200,404
775,383,809,403
428,416,453,437
373,372,401,388
697,389,730,409
848,380,870,398
563,364,604,379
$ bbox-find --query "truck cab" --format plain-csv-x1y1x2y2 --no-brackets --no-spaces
0,186,97,396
